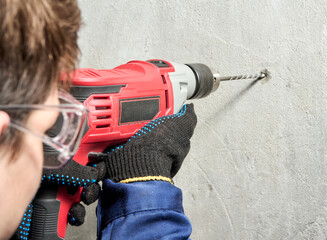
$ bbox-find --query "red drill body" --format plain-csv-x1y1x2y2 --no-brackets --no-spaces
31,59,217,239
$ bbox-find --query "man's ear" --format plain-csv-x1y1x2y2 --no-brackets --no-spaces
0,111,10,136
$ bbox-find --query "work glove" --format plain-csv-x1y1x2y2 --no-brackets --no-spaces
89,103,197,184
12,159,99,240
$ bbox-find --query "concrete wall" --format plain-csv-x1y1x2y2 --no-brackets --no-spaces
67,0,327,239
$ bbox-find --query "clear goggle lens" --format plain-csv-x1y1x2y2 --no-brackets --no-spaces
1,91,87,169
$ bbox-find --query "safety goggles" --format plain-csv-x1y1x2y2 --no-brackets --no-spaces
0,91,87,169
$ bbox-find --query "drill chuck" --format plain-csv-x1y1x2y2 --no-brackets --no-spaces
185,63,271,100
186,63,219,99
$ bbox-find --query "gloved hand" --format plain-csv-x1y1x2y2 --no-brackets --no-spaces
89,104,197,184
12,159,99,240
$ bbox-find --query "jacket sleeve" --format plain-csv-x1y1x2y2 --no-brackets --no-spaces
97,179,192,240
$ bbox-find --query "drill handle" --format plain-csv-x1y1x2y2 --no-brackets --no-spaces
30,185,63,240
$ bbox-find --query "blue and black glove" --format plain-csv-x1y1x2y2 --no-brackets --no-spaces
89,104,197,184
12,160,99,240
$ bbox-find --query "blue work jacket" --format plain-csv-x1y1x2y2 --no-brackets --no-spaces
97,180,192,239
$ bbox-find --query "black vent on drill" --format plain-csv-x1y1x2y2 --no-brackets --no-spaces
91,96,112,129
70,85,125,102
147,60,170,68
119,97,160,125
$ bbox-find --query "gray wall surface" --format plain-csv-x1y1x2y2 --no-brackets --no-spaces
66,1,327,239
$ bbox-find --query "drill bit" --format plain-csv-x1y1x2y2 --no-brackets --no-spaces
214,69,271,82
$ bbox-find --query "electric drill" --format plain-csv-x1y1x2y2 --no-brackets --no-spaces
29,59,269,239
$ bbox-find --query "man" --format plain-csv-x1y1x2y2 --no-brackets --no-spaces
0,1,196,239
0,0,81,238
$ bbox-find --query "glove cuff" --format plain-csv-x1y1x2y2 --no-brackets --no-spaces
119,176,173,184
106,144,173,184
